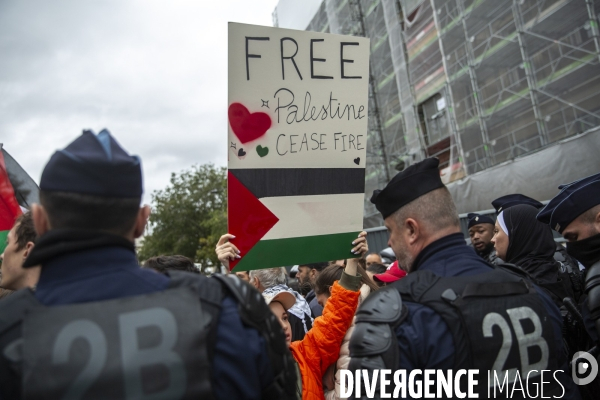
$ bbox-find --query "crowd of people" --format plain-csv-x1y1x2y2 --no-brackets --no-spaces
0,129,599,399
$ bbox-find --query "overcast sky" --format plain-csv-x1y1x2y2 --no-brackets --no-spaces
0,0,280,205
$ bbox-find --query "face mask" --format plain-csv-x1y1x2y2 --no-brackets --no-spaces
566,233,600,268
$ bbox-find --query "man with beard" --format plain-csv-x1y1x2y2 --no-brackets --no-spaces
466,212,500,265
296,262,327,318
348,158,579,398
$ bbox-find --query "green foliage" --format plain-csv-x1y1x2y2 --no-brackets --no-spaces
138,164,227,273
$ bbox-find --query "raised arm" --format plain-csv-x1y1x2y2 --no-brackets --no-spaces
291,232,367,376
215,233,240,270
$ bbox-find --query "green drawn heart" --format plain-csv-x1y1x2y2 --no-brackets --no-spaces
256,145,269,158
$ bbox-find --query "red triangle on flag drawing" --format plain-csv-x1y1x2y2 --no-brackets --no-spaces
0,149,22,232
227,170,279,271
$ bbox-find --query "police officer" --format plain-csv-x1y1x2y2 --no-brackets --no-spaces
466,212,500,265
0,130,296,400
537,173,600,398
493,194,584,302
349,158,579,398
537,172,600,344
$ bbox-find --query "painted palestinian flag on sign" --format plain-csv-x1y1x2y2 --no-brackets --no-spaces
227,23,370,271
0,145,39,253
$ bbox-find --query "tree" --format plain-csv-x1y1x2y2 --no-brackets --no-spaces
139,164,227,273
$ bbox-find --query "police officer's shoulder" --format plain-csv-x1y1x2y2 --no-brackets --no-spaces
212,273,260,304
212,274,276,325
493,262,536,281
350,286,407,372
391,269,442,301
355,285,406,325
167,270,223,307
167,271,276,327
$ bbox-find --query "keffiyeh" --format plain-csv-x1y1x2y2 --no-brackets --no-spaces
263,284,313,324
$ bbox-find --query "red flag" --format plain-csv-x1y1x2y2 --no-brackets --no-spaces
0,149,22,234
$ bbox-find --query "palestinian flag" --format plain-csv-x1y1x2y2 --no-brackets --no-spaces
228,168,365,271
0,145,39,253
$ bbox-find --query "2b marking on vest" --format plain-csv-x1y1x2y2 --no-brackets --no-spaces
52,320,108,400
483,306,549,385
52,308,185,400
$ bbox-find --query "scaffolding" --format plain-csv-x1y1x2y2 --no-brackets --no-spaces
277,0,600,225
306,0,411,224
430,0,600,174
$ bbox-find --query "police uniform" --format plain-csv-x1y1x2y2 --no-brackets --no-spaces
349,158,579,399
466,213,501,265
538,173,600,345
0,130,296,400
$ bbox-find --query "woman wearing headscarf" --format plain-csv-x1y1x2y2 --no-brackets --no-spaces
491,204,574,308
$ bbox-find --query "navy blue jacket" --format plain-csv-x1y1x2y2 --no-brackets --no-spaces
33,243,273,400
305,289,323,318
395,233,579,398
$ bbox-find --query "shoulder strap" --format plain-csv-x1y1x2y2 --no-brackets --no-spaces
167,271,223,363
212,274,297,400
394,270,473,369
585,260,600,340
555,247,585,301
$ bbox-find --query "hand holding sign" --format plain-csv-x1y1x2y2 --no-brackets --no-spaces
215,233,240,269
350,231,368,255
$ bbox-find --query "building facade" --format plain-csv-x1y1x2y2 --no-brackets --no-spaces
273,0,600,227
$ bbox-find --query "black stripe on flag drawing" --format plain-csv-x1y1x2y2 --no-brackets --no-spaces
229,168,365,198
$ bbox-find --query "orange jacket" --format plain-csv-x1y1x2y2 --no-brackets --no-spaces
290,280,360,400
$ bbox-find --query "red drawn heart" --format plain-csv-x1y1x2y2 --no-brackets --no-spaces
228,103,272,144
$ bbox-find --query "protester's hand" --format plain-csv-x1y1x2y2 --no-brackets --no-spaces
345,231,368,276
215,233,240,269
351,231,368,256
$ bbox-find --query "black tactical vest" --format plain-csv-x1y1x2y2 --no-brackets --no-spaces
554,245,585,303
0,272,296,400
585,260,600,341
349,267,564,399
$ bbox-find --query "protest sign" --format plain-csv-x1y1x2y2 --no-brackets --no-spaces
228,22,369,271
